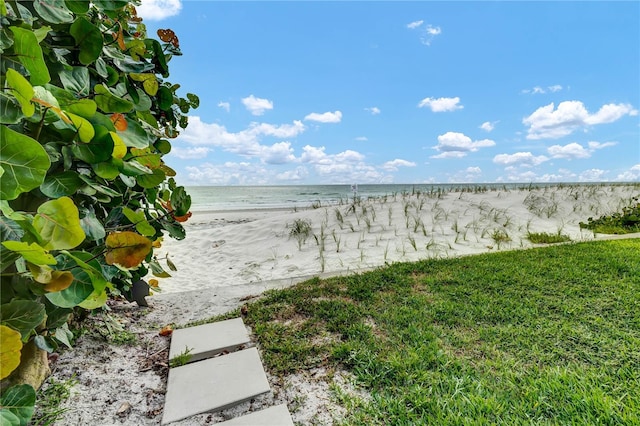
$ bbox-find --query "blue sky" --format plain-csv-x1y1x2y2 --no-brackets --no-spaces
138,0,639,186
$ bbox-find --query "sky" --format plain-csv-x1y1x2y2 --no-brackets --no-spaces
137,0,640,186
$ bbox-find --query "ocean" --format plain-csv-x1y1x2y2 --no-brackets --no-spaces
185,183,545,211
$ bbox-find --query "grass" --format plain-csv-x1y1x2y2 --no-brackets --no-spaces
32,377,77,425
527,231,571,244
230,239,640,424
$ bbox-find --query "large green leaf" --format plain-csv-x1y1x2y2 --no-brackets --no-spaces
118,117,153,148
0,126,50,201
59,67,90,97
122,207,156,237
0,300,46,341
33,0,74,24
71,127,114,163
63,99,97,120
0,93,23,125
92,160,120,180
170,186,192,217
79,207,106,241
40,171,82,197
5,69,34,117
157,86,173,111
67,112,95,142
8,27,50,86
94,84,134,113
0,384,35,426
45,268,93,308
64,0,90,14
92,0,129,11
1,241,56,265
0,215,24,242
136,168,165,189
70,17,103,65
32,197,86,250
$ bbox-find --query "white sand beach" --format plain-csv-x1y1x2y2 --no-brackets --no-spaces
45,184,639,425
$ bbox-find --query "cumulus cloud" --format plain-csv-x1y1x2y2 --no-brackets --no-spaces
136,0,182,20
547,140,617,160
304,111,342,123
418,97,463,112
381,159,416,171
365,107,381,115
276,167,309,182
523,101,638,139
217,101,230,112
493,152,549,167
298,145,388,183
170,147,210,160
449,166,483,183
479,121,498,132
406,20,424,29
579,169,607,182
616,164,640,181
186,162,272,185
241,95,274,116
431,132,495,158
178,116,304,164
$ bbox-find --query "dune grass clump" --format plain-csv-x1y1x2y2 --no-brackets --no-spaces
288,218,313,250
527,231,571,244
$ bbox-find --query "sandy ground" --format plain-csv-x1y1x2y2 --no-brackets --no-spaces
41,184,639,425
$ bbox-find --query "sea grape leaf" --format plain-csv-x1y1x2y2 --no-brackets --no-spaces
8,27,51,85
94,84,134,113
0,326,23,380
170,186,192,217
129,73,158,96
53,323,73,348
105,231,152,268
66,112,95,142
0,126,51,201
187,93,200,108
92,161,120,180
27,263,53,283
1,241,56,265
79,208,106,241
78,288,107,310
110,113,127,131
45,268,94,308
44,271,74,292
136,168,165,189
59,67,90,97
61,99,97,120
0,215,24,242
70,17,103,65
0,300,46,341
166,256,177,271
148,259,171,278
40,171,82,197
158,163,177,177
0,383,36,426
0,92,23,124
65,0,90,14
33,197,86,250
154,139,171,155
5,69,34,117
110,131,127,159
122,207,156,237
71,128,114,163
33,0,74,24
131,148,161,168
156,86,173,111
92,0,130,11
118,117,153,148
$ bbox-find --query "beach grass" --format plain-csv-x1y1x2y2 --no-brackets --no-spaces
236,239,639,424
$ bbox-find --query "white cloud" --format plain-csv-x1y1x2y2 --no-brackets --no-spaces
548,85,563,93
170,147,210,160
407,20,441,46
547,142,591,159
178,116,304,164
616,164,640,181
365,107,381,115
431,132,495,158
382,159,417,171
579,169,607,182
547,140,618,160
355,136,368,141
426,25,441,36
523,101,638,139
276,167,309,182
418,97,463,112
186,162,272,185
217,101,230,112
136,0,182,20
493,152,549,166
304,110,342,123
406,20,424,29
479,121,498,132
498,167,576,183
299,145,388,183
449,166,483,183
241,95,274,116
521,85,563,95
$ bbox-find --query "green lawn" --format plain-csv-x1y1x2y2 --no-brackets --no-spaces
231,240,639,424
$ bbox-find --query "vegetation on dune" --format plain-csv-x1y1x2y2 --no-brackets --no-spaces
0,0,197,422
580,196,640,234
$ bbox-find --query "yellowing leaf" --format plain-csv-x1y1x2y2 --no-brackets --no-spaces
2,241,57,265
66,112,95,143
105,232,152,268
44,271,75,292
33,197,86,250
27,263,53,283
148,278,159,288
110,132,127,159
129,73,158,96
0,325,23,380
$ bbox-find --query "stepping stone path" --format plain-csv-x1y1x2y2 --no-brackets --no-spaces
162,318,294,425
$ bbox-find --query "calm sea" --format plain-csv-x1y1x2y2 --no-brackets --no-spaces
185,183,532,211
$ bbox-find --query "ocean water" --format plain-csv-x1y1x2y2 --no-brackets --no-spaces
185,183,532,211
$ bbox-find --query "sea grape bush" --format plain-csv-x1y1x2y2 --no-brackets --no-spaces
0,0,198,420
580,196,640,234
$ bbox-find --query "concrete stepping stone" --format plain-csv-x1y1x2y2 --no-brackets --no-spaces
169,317,251,364
162,347,271,424
217,404,294,425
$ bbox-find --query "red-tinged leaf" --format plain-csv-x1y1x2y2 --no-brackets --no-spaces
110,113,128,131
174,211,192,223
105,232,152,268
159,325,173,336
157,29,179,48
44,271,75,292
